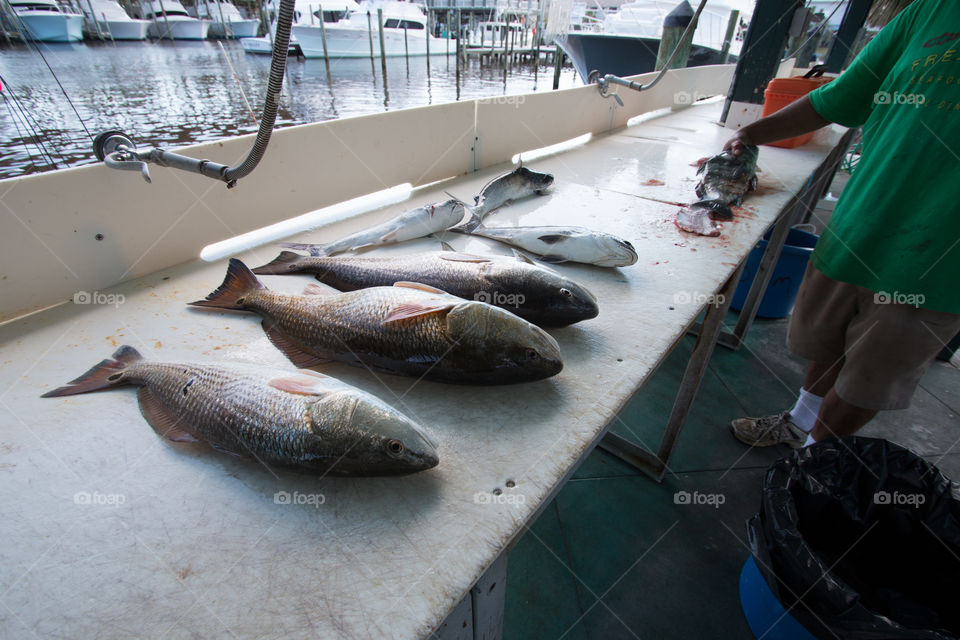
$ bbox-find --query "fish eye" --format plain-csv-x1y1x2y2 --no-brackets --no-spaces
559,288,572,298
525,349,539,361
387,440,404,456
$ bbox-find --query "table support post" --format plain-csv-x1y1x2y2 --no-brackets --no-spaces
435,552,508,640
599,262,745,482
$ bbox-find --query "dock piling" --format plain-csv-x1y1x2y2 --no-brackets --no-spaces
319,4,331,82
377,8,387,83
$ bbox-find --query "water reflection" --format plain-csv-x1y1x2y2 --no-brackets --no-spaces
0,39,578,179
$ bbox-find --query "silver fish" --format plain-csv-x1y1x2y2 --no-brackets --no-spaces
455,213,638,268
42,346,439,476
472,161,555,218
280,199,467,257
252,249,599,327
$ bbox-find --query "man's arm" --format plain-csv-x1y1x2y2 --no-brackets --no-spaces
724,95,832,155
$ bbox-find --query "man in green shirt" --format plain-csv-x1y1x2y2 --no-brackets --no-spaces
729,0,960,448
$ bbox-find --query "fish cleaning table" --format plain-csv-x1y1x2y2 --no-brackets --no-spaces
0,100,847,638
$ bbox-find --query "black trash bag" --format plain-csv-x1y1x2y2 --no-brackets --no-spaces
746,436,960,640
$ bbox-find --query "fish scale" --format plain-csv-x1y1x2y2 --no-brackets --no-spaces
250,288,455,362
191,259,564,384
251,250,599,327
43,347,440,476
129,362,324,458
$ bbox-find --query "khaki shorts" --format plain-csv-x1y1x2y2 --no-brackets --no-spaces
787,262,960,411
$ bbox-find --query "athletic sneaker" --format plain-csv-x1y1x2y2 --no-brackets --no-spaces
730,412,807,449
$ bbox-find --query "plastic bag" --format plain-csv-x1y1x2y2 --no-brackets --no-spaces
746,437,960,639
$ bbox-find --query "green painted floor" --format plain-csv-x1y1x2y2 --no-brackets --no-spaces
503,314,960,640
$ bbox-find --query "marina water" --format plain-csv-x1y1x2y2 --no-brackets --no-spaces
0,39,580,179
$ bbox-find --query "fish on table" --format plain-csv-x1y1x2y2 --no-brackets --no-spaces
470,161,555,218
252,249,599,327
280,198,467,257
453,211,638,268
676,145,759,237
43,346,439,476
190,259,563,385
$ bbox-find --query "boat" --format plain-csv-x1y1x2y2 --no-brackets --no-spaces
292,0,447,59
2,0,84,42
186,0,258,38
80,0,150,40
556,0,751,83
240,0,357,54
140,0,210,39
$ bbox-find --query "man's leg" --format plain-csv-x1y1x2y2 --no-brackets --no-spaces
803,359,842,397
810,390,878,441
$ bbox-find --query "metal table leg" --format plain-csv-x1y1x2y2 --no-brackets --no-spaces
599,262,745,482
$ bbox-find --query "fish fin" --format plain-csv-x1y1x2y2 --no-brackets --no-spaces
453,208,485,234
693,199,734,221
302,283,337,296
384,300,456,323
268,371,332,396
438,252,491,263
512,249,536,265
261,320,332,368
251,251,307,275
137,387,199,443
189,259,264,310
277,242,329,257
443,191,471,209
379,229,399,244
537,234,569,245
41,345,143,397
439,240,457,252
538,255,568,264
393,281,449,294
515,155,523,169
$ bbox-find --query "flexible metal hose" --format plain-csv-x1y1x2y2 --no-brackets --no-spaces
221,0,296,186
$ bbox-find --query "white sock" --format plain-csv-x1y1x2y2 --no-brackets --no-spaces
788,388,823,433
803,434,816,447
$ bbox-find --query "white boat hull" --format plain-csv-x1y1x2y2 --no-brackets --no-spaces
209,18,258,38
147,17,209,39
18,13,84,42
240,34,298,54
292,23,448,58
95,19,150,39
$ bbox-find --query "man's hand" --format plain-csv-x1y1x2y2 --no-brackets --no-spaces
724,132,753,157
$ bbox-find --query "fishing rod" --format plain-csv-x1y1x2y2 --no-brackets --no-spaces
93,0,296,188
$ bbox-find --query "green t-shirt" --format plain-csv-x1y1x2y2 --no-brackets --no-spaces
808,0,960,314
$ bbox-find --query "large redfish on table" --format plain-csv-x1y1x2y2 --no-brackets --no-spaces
43,346,439,476
191,259,563,385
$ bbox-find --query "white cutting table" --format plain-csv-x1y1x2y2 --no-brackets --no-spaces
0,100,846,639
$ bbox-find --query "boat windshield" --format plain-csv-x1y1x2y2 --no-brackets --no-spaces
14,2,61,12
383,17,422,29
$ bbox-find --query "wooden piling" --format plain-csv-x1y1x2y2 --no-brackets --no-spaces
719,9,738,63
377,8,387,80
552,44,562,89
319,3,331,82
656,1,695,70
367,10,376,76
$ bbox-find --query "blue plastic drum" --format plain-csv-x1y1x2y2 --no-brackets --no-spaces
739,556,817,640
730,227,819,319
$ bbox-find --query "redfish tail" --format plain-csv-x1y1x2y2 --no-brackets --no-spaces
189,258,265,310
42,345,142,397
252,251,310,275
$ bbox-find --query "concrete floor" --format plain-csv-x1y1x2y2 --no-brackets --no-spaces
502,167,960,640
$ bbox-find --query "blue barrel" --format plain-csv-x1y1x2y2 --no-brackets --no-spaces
739,556,817,640
730,227,819,319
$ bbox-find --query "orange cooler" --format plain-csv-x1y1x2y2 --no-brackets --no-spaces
761,75,834,148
